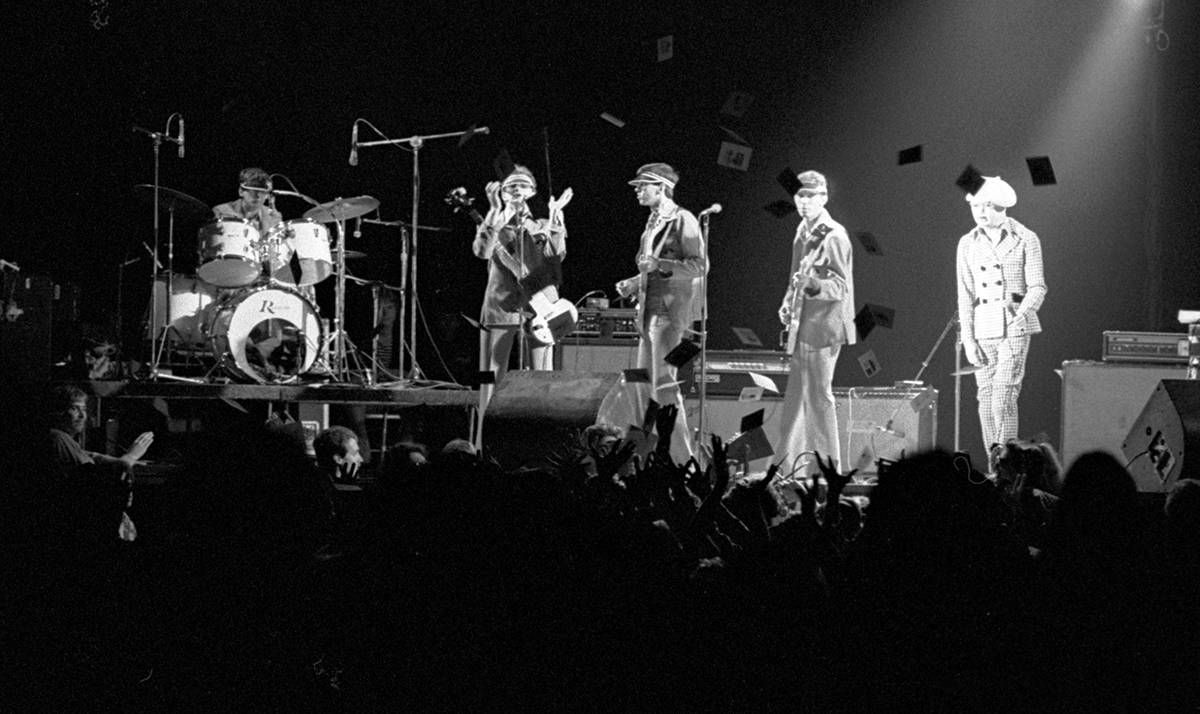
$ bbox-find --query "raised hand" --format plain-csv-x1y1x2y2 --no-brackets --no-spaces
548,187,573,214
485,180,502,211
596,439,637,481
814,450,853,500
654,403,678,453
124,431,154,463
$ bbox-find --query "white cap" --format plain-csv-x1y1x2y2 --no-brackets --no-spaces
966,176,1017,208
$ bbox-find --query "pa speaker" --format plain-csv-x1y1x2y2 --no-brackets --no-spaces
1121,380,1200,493
482,370,623,470
1061,360,1188,467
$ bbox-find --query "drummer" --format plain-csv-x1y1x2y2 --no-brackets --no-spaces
212,167,282,234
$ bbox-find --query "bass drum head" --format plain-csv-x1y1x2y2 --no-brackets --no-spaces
206,286,323,383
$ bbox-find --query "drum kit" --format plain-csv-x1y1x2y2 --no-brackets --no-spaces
139,184,380,384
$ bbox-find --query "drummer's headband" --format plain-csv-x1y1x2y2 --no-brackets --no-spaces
240,183,272,194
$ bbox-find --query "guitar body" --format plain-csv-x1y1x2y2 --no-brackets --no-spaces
448,188,578,346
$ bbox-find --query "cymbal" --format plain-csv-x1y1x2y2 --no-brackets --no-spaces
133,184,209,216
303,195,380,223
332,249,367,260
951,365,982,376
362,217,452,232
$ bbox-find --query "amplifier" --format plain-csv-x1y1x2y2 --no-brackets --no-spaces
1102,331,1188,364
680,349,791,397
570,308,639,339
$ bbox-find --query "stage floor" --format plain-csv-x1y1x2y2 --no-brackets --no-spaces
81,379,480,407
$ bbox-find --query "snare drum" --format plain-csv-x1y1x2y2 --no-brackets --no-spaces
205,284,323,383
266,219,333,286
197,218,262,287
146,274,216,351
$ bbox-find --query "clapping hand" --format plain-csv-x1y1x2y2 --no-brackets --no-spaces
485,181,502,211
548,187,574,214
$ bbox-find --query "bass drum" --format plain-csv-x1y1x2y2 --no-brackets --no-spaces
206,285,323,383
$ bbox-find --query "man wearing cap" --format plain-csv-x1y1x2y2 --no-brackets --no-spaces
956,176,1046,455
776,170,855,474
616,162,707,460
212,167,283,234
473,164,570,394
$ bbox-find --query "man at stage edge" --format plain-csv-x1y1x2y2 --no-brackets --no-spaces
212,167,283,234
616,162,707,461
473,165,569,396
956,175,1046,456
776,170,855,475
46,384,154,541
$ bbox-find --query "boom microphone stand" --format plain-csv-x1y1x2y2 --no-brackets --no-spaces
132,113,183,378
353,124,489,379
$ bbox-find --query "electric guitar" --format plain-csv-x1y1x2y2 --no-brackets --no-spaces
779,223,833,355
446,187,578,347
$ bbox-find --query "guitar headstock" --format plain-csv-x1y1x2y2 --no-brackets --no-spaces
444,187,474,212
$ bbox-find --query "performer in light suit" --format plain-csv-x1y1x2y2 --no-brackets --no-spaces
616,162,707,461
777,170,856,474
956,176,1046,456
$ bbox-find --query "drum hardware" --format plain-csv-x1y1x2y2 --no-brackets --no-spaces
351,122,490,379
302,199,378,382
263,219,334,286
133,115,189,381
362,217,452,232
196,218,262,287
332,249,368,260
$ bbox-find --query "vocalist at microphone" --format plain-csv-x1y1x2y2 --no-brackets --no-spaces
177,117,185,158
349,122,358,166
698,203,722,217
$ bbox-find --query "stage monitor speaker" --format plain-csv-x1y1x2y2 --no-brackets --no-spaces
557,340,638,373
1060,360,1188,468
483,370,623,470
687,386,936,474
1121,380,1200,493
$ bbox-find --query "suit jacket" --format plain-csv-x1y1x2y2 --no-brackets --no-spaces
781,210,856,349
956,217,1046,341
634,206,708,328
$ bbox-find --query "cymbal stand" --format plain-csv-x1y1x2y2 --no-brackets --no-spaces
132,114,183,380
355,125,490,379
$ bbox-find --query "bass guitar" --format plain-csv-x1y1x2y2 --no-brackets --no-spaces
446,187,578,347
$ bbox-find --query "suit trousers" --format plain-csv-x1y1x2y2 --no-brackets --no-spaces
637,313,694,461
974,334,1030,452
778,343,841,474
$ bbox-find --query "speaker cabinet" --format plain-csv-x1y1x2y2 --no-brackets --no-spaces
482,370,623,470
686,385,936,473
556,340,638,373
1121,380,1200,493
1060,360,1188,468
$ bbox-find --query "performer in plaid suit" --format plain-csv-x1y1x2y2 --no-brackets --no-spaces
956,176,1047,456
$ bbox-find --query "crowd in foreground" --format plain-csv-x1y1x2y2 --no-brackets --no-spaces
1,385,1198,711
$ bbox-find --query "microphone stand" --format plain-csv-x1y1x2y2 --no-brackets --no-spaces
133,115,181,379
898,311,963,452
695,211,713,462
355,126,489,380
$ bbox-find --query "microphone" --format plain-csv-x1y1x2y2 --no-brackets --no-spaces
698,203,722,217
349,122,358,166
177,117,185,158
